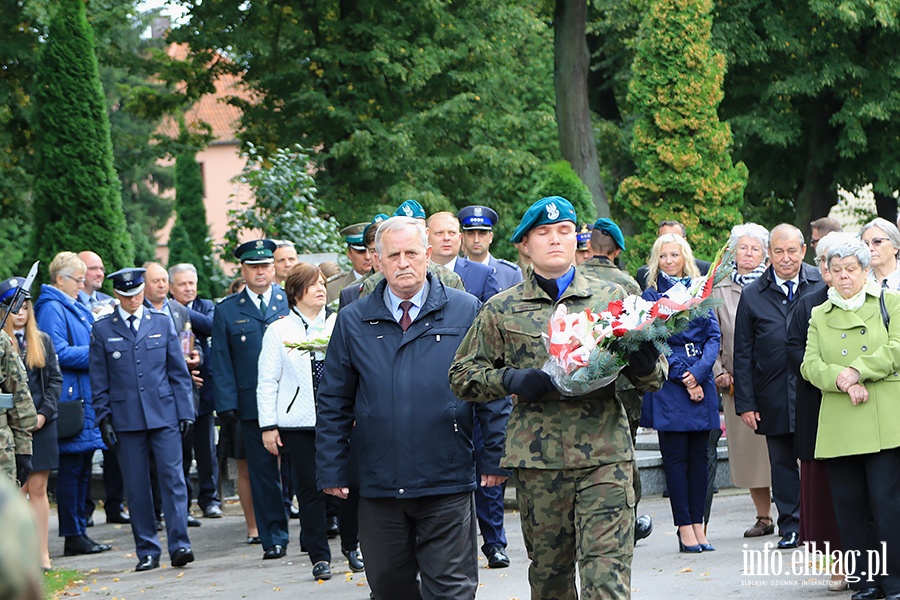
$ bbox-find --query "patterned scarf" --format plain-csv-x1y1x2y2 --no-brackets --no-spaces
661,271,692,288
730,260,767,287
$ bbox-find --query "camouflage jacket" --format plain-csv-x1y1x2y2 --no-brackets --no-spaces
0,331,36,480
449,269,666,470
358,262,466,299
579,256,641,296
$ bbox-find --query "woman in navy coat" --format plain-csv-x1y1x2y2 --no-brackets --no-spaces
34,252,108,557
641,234,721,553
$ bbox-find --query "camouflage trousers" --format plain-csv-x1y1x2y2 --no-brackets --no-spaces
620,386,643,507
513,463,635,600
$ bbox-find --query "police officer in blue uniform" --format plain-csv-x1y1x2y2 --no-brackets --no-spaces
211,239,291,559
457,205,523,290
89,268,195,572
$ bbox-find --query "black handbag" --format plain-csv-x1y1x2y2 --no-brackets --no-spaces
881,280,891,331
57,398,85,440
57,318,85,440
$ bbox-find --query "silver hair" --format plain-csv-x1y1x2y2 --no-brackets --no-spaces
816,232,857,260
168,263,198,281
826,237,871,270
375,216,429,256
274,239,296,250
727,223,769,257
48,251,87,283
860,217,900,255
769,223,805,247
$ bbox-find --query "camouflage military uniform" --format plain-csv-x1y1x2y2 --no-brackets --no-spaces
0,474,41,599
579,257,645,504
450,270,666,600
357,261,465,299
0,330,36,482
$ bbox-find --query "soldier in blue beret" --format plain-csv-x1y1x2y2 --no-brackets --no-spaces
90,267,196,571
393,199,427,220
458,205,522,292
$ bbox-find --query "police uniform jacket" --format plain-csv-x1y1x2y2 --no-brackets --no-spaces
316,274,503,498
733,263,824,436
89,309,194,432
449,269,667,470
34,284,103,454
211,285,289,420
186,297,216,416
453,257,501,303
487,255,523,291
640,275,721,432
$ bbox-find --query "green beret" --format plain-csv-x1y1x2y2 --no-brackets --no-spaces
510,196,577,243
593,218,627,251
393,199,427,220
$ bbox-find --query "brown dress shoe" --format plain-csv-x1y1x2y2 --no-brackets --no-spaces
744,516,775,538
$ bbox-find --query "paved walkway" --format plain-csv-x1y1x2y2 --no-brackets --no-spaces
50,490,841,599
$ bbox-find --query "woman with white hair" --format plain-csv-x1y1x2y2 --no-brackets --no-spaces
801,237,900,598
787,231,852,591
860,217,900,288
641,234,721,553
711,224,774,538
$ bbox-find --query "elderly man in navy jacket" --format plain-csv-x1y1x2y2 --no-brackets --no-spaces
89,268,195,572
317,216,509,600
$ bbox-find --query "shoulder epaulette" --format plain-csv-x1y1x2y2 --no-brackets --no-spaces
326,271,347,284
497,258,521,271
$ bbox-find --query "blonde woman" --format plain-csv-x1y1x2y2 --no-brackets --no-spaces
2,277,62,571
641,234,721,553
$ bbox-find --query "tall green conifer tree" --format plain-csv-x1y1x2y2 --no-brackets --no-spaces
29,1,133,275
170,150,215,297
617,0,747,263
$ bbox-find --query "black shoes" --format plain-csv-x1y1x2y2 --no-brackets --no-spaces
187,515,202,528
342,547,365,572
777,531,799,549
287,504,301,519
326,516,339,538
203,505,224,518
312,561,332,580
64,535,110,556
484,544,510,569
851,588,885,600
135,555,160,571
634,515,653,542
171,548,195,567
263,545,286,559
246,536,262,545
106,509,131,524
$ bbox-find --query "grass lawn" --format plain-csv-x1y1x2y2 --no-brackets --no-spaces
44,568,82,598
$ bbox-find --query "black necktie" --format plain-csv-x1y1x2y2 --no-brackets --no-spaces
128,314,138,335
785,281,794,302
399,301,413,332
15,332,25,354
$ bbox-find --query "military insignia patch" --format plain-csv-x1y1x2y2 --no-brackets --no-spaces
546,203,560,220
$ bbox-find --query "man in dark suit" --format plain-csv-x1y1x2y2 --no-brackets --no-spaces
734,224,825,550
143,263,205,527
168,263,223,520
427,211,500,302
89,268,196,572
457,205,523,290
635,220,711,290
76,250,128,527
211,239,291,559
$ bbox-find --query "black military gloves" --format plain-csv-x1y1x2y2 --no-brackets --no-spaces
15,454,31,485
503,368,556,401
218,410,239,425
99,417,118,450
179,419,194,439
628,342,661,378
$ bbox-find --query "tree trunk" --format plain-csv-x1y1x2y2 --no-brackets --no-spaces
554,0,609,218
795,101,837,231
874,191,898,223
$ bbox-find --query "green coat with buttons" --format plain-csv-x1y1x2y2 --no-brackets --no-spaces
801,290,900,459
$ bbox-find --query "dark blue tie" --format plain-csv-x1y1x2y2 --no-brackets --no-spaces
128,314,138,335
785,281,794,302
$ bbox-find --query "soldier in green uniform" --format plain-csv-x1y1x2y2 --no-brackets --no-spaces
0,328,37,485
0,473,42,599
579,217,654,542
449,197,666,600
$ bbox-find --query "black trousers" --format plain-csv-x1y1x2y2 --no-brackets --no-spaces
827,448,900,594
658,430,709,526
84,449,126,516
766,433,800,535
280,430,330,563
359,492,478,600
242,419,290,549
182,411,221,512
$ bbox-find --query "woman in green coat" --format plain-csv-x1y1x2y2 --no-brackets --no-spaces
801,237,900,600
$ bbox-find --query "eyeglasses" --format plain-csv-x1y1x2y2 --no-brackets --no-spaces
65,275,86,284
810,238,820,248
865,237,891,248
